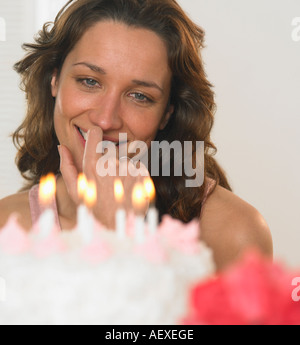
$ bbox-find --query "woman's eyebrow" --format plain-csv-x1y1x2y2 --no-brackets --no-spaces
131,80,164,95
72,62,106,74
72,61,164,94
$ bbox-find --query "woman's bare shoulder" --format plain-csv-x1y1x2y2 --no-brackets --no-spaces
200,185,273,271
0,191,32,230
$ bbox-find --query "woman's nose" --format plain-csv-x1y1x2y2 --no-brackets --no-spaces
88,92,123,131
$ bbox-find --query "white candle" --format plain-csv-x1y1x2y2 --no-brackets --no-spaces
76,175,96,244
116,208,126,239
114,179,126,239
144,177,158,234
39,209,55,239
146,207,158,235
134,215,145,244
77,204,93,244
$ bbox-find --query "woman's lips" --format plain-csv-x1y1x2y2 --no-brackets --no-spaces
76,126,87,147
78,127,88,141
102,136,119,144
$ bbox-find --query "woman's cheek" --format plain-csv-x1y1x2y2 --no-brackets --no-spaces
139,120,163,142
56,90,86,120
127,109,162,138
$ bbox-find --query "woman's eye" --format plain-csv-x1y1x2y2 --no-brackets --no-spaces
86,78,97,86
129,92,152,103
77,78,100,88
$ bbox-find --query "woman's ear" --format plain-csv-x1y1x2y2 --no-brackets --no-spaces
51,69,59,97
159,104,174,130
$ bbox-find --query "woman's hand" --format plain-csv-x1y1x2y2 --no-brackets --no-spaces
58,127,149,229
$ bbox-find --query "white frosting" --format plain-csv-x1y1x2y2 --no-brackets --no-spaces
0,215,215,325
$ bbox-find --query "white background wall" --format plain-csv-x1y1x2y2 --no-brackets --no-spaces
0,0,299,268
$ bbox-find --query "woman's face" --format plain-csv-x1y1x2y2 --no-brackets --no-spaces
51,20,173,171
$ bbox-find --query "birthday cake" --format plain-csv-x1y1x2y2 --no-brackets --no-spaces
0,212,215,325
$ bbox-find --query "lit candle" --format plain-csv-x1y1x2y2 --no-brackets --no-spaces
84,180,97,209
38,173,56,238
114,179,126,239
77,172,88,202
144,177,158,235
77,173,88,239
132,183,147,244
76,174,96,244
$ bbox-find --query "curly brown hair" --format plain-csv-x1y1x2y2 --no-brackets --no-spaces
13,0,231,222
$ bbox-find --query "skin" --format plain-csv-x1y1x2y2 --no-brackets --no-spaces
0,21,273,271
52,21,174,228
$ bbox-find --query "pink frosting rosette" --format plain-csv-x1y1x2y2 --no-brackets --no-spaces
0,214,31,255
159,215,200,254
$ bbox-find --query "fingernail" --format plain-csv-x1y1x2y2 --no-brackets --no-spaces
57,145,61,154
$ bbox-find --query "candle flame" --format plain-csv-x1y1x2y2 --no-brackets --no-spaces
132,182,147,213
77,173,88,200
84,180,97,208
143,177,156,202
39,173,56,206
114,179,124,204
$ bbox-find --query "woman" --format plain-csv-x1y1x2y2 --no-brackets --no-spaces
0,0,272,270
